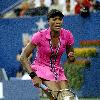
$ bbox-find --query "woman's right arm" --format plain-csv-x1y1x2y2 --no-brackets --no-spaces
20,42,36,74
20,42,42,86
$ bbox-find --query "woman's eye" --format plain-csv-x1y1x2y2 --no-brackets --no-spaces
59,18,62,20
52,18,62,21
53,18,56,21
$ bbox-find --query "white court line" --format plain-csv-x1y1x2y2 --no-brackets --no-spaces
0,82,4,99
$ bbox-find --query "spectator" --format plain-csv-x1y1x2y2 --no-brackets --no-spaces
62,0,74,16
94,0,100,10
74,0,93,14
36,0,49,15
28,0,36,9
82,0,93,11
19,2,29,16
74,0,83,14
49,0,63,12
89,0,96,12
82,0,92,8
14,8,22,17
24,0,38,16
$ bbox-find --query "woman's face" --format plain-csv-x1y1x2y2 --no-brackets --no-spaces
48,16,63,33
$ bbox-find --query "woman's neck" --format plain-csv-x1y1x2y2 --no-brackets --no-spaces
50,31,60,38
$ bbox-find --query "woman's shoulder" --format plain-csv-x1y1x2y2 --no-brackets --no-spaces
61,28,72,35
33,28,48,37
39,28,48,33
60,28,74,40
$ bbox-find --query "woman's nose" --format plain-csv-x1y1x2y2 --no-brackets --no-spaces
56,19,62,24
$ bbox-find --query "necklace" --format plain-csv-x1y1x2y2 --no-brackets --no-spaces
49,37,61,80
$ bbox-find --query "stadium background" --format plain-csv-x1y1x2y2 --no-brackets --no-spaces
0,0,100,99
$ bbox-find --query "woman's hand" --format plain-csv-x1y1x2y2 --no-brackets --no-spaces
68,52,75,63
32,76,42,87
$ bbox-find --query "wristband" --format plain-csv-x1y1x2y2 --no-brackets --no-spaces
29,72,37,79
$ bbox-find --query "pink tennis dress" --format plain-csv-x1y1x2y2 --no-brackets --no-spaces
31,28,74,81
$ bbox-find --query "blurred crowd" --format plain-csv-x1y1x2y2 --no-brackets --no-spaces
3,0,100,18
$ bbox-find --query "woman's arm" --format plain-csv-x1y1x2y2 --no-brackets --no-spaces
20,42,36,74
20,42,42,86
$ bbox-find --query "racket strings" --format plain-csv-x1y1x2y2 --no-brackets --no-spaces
47,89,76,100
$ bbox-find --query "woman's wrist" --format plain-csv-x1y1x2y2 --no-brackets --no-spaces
68,57,75,63
29,72,37,79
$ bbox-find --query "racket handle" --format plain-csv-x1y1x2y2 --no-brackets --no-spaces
40,83,48,91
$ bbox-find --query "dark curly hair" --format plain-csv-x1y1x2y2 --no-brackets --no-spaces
47,9,64,20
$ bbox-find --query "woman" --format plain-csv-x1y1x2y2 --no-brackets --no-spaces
20,9,75,100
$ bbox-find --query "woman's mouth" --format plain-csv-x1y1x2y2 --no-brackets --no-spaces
55,26,61,30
